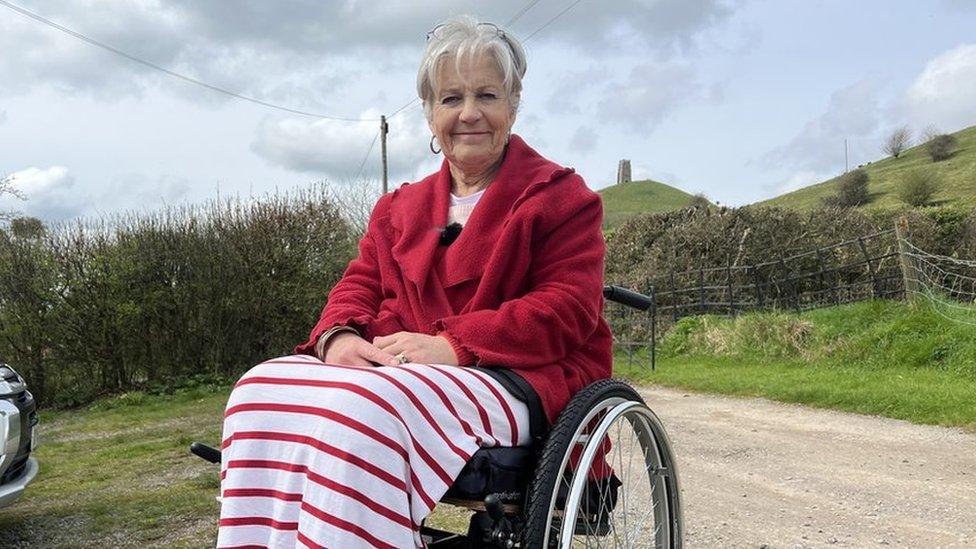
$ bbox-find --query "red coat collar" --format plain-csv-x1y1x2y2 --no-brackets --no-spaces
390,134,574,291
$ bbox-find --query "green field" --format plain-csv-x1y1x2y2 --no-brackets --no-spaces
599,179,698,227
760,125,976,211
617,299,976,430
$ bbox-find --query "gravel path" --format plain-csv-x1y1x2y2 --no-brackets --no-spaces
639,386,976,548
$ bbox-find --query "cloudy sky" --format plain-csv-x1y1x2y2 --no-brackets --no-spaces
1,0,975,222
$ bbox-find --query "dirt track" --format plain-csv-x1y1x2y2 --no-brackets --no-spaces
638,386,976,548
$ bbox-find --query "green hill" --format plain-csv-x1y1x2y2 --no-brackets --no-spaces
599,179,698,227
760,125,976,210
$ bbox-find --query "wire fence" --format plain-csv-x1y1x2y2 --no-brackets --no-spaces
900,236,976,327
605,228,906,369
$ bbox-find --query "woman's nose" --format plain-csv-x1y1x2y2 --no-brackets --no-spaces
459,97,482,123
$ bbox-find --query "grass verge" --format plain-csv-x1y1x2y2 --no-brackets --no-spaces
0,385,229,548
614,299,976,430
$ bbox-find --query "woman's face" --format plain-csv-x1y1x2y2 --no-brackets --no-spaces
430,54,516,174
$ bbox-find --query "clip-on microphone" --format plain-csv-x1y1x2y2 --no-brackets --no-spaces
439,222,463,246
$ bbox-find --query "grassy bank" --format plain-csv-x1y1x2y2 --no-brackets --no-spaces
615,299,976,429
0,385,228,548
759,124,976,210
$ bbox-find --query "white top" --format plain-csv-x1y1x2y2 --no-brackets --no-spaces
448,188,486,226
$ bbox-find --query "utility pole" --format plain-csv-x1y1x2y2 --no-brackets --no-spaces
380,115,389,193
844,138,849,173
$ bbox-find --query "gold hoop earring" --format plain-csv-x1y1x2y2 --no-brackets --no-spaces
429,135,441,154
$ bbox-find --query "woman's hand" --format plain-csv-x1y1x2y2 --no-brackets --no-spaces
321,332,400,367
373,332,459,366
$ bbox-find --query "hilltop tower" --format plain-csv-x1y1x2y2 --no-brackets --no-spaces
617,159,632,184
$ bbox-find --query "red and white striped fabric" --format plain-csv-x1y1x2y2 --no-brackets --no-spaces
217,354,531,548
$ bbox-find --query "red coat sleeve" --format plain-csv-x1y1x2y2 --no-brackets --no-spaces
433,184,605,369
293,195,390,355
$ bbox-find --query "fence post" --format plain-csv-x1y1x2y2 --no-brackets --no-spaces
779,256,800,311
669,269,678,323
727,257,736,315
649,284,657,371
895,217,918,301
857,236,880,299
751,265,764,309
699,265,706,314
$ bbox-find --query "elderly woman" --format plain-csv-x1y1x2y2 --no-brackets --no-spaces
217,15,611,549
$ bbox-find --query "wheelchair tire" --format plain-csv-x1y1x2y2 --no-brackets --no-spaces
521,379,682,548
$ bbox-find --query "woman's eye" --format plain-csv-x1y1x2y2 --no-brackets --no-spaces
479,93,497,100
441,96,460,105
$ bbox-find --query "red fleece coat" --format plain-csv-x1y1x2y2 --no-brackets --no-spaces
295,135,613,423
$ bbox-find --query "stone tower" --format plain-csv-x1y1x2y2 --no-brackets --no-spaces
616,159,632,184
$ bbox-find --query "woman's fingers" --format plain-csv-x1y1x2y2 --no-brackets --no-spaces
372,333,401,349
358,339,399,367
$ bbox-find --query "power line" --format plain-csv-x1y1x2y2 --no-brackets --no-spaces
524,0,586,41
506,0,546,27
388,97,420,120
354,130,381,181
0,0,380,122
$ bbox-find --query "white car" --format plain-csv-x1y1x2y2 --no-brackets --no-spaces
0,363,38,508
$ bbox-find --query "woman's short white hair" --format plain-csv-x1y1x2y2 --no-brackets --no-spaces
417,15,527,122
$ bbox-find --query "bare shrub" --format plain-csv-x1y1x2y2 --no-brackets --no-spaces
926,134,957,162
897,169,941,207
921,124,941,144
883,126,912,158
832,168,870,208
318,178,383,237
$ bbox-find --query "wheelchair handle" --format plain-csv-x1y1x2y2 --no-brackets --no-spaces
190,441,222,464
603,285,653,312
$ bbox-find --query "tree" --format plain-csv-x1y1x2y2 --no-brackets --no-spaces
897,169,940,207
9,216,46,239
921,124,941,144
926,134,957,162
1,173,24,222
883,126,911,158
831,168,870,208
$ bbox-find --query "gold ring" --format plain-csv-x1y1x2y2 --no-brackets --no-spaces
394,352,408,364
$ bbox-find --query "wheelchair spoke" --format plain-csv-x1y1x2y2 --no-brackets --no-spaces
630,432,665,545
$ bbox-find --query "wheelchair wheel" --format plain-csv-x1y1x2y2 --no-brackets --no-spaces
522,379,682,548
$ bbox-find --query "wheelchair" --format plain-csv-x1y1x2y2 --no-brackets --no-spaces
191,285,683,548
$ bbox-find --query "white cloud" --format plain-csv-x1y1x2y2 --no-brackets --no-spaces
0,109,6,125
902,44,976,133
598,62,702,135
8,166,71,194
762,79,882,173
1,166,85,220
